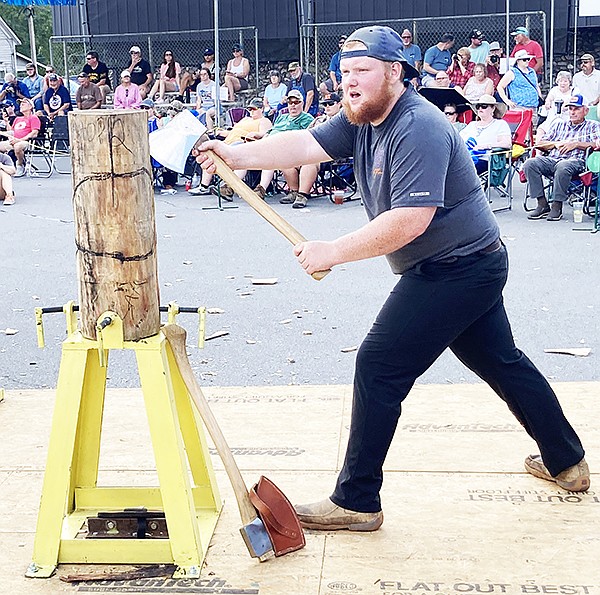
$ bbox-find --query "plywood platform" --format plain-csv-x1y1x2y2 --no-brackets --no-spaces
0,382,597,595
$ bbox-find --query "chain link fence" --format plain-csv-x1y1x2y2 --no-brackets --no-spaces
49,27,260,90
300,11,548,86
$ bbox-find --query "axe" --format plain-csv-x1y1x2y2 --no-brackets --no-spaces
162,324,304,559
206,150,330,281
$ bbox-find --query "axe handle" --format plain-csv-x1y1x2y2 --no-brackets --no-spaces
162,324,258,525
207,150,330,281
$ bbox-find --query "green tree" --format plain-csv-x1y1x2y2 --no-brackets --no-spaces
0,5,53,65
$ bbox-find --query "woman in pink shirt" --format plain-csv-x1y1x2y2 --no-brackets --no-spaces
149,50,181,102
114,70,142,109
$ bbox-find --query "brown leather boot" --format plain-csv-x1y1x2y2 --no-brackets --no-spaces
527,197,550,219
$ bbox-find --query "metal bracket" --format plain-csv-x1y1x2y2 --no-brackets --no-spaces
86,508,168,539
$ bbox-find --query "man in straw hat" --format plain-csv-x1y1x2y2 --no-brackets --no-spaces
196,25,589,531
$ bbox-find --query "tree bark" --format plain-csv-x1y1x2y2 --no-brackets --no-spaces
69,110,160,341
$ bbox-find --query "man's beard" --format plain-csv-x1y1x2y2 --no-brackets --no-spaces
342,75,397,125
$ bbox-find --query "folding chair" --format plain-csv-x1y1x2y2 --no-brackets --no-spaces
24,115,53,178
478,148,513,212
320,158,358,203
224,107,249,129
49,115,71,175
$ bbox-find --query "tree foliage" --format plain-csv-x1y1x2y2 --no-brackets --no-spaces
0,5,53,65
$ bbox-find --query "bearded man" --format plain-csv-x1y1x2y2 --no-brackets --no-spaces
196,26,589,532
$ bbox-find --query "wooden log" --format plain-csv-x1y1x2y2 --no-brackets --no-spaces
69,110,160,341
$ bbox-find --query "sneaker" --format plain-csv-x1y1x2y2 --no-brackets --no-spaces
15,165,25,178
546,202,563,221
3,194,15,206
294,498,384,531
280,191,297,204
188,184,211,195
254,184,266,200
292,193,309,209
524,454,590,492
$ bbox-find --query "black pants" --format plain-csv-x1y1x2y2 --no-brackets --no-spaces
331,245,585,512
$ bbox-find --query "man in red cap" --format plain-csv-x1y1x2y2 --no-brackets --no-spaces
196,25,589,531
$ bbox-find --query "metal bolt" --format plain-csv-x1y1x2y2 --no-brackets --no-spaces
105,520,116,530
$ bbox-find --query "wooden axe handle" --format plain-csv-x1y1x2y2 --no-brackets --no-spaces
162,324,257,525
207,150,330,281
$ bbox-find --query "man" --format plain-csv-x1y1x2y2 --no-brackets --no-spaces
467,29,490,64
75,72,103,110
127,46,153,99
320,35,347,95
197,25,589,531
202,48,216,75
486,42,503,89
43,74,72,121
283,92,343,209
0,151,16,206
572,54,600,107
422,33,455,87
286,61,319,116
524,94,600,221
496,49,541,121
22,63,44,112
400,29,421,73
0,73,30,111
510,27,543,77
0,97,41,178
82,51,111,100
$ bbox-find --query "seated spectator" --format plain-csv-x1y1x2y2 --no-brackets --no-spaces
41,66,62,95
43,74,72,121
149,50,182,102
202,48,216,76
75,72,103,110
463,63,494,102
400,29,422,73
263,70,287,120
252,89,314,199
127,46,153,99
0,97,41,178
524,94,600,221
443,103,466,131
0,150,16,205
572,54,600,107
319,35,347,95
447,48,474,89
496,49,542,123
281,92,343,208
0,73,30,111
433,71,462,93
193,68,217,131
537,71,578,138
22,63,44,112
486,42,503,90
82,51,111,100
223,44,250,101
286,61,319,116
114,70,142,109
459,94,511,174
180,49,216,103
422,33,455,87
189,97,272,197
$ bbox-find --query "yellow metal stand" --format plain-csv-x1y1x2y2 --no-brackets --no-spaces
26,311,221,579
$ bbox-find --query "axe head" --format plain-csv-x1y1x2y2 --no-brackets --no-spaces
239,517,273,559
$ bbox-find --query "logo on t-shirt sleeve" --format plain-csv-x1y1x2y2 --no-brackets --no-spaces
409,191,431,197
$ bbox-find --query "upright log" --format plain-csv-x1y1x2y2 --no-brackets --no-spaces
69,110,160,341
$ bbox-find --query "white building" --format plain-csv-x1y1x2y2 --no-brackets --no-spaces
0,16,21,79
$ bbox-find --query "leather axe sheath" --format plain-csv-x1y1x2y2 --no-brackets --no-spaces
207,150,330,281
162,324,305,559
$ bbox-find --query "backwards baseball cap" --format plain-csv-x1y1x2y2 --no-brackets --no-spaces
130,45,141,53
287,89,303,102
469,29,484,39
232,43,243,51
340,26,420,81
489,41,501,51
565,94,585,108
511,26,529,36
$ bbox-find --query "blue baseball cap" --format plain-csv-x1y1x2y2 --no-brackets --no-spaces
565,94,585,108
511,26,529,36
340,26,420,81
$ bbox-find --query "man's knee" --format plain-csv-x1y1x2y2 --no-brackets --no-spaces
555,159,583,177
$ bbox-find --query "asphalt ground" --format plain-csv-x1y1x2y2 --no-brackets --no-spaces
1,172,599,391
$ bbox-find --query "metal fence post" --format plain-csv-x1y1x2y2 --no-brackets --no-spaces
254,28,259,91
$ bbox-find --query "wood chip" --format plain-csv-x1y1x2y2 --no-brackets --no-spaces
341,345,358,353
207,308,225,314
182,260,193,265
279,319,292,324
164,213,176,218
302,330,313,335
205,330,230,341
246,339,257,344
1,328,18,335
251,278,278,285
544,348,591,357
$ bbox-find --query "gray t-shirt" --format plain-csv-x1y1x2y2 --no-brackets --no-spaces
310,86,499,274
0,152,14,167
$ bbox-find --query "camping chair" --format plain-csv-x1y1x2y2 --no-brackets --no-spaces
319,158,358,203
49,115,71,174
24,115,53,178
224,107,249,129
584,151,599,232
478,148,513,212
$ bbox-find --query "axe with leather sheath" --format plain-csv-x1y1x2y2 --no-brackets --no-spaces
206,150,330,281
162,324,305,559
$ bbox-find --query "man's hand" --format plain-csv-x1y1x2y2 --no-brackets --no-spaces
194,140,237,173
557,140,579,154
293,240,340,275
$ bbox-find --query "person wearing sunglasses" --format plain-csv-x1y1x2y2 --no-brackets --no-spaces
400,29,422,73
75,72,103,110
114,70,142,109
197,26,590,532
443,103,465,131
496,49,542,122
459,94,512,174
572,54,600,107
224,44,250,102
149,50,181,103
509,27,543,77
319,35,349,96
82,51,111,101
